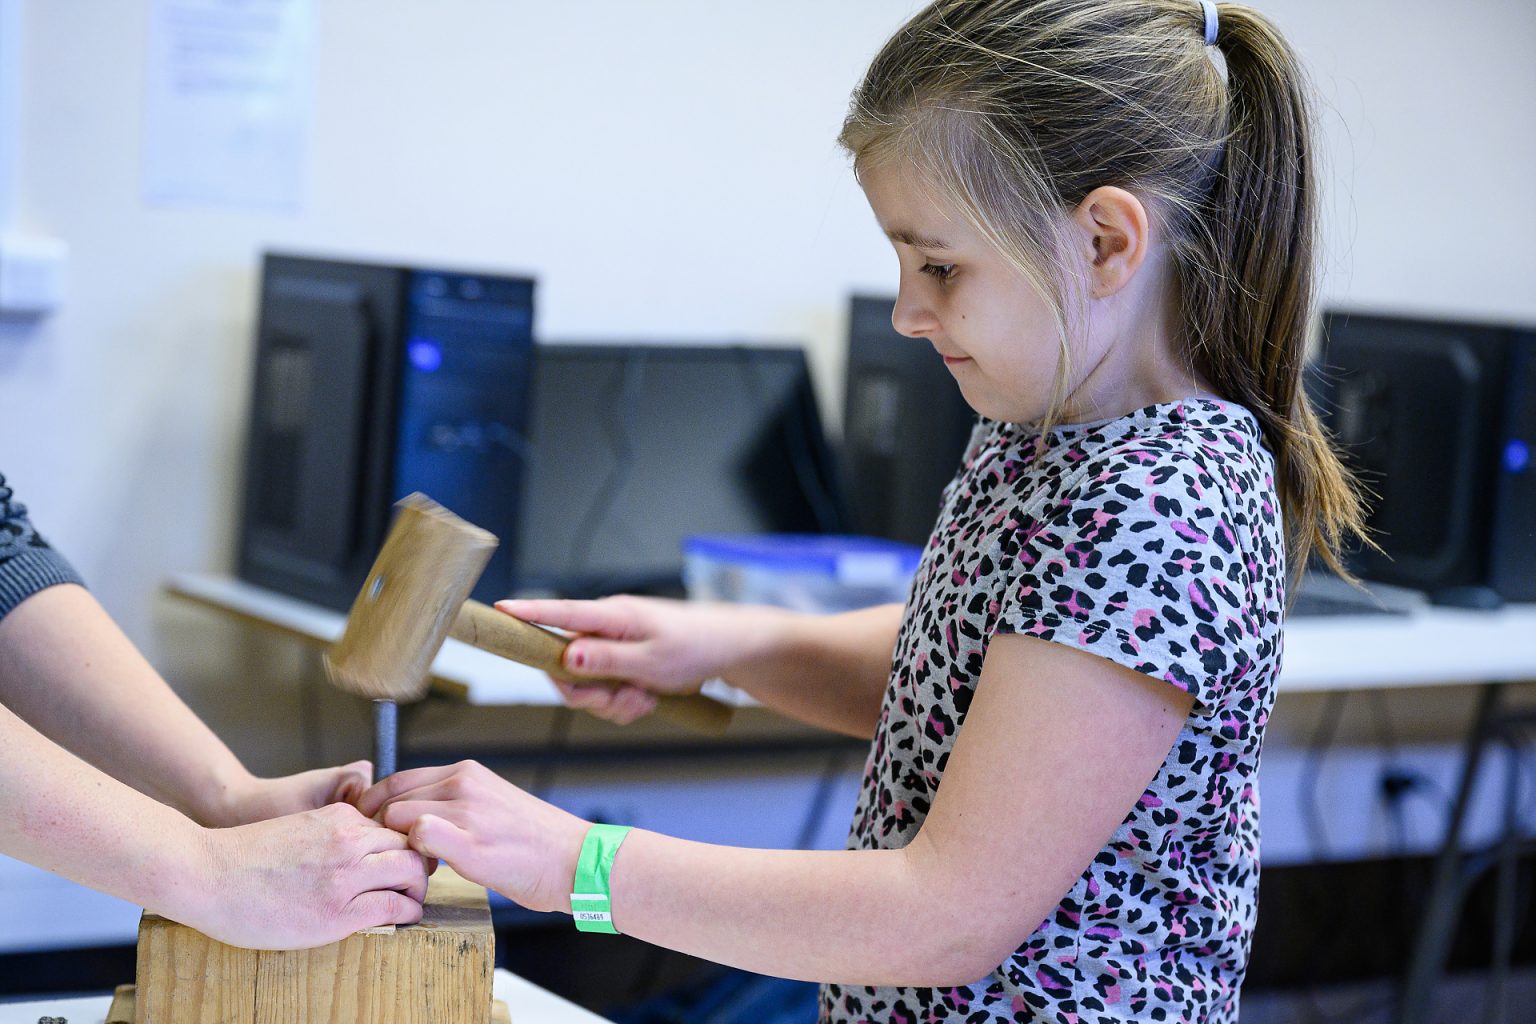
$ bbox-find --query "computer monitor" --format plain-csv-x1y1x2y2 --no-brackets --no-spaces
512,343,849,597
842,294,977,546
1312,310,1536,606
237,253,536,610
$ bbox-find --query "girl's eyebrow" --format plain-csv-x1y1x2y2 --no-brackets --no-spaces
886,228,953,252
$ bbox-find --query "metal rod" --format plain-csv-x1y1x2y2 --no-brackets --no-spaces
373,699,398,782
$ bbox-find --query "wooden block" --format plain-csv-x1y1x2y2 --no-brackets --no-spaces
134,867,493,1024
107,983,135,1023
112,982,516,1024
135,911,259,1023
111,985,510,1024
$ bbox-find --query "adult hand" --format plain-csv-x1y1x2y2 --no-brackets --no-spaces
358,760,588,915
208,760,374,827
182,802,428,949
496,596,778,725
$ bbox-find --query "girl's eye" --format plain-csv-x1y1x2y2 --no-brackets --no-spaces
919,263,956,282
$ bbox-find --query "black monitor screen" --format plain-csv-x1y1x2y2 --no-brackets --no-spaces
513,343,848,596
1313,311,1509,589
843,294,976,545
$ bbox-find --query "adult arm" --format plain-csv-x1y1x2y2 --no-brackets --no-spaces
363,633,1192,985
0,696,426,948
499,597,903,739
0,582,368,826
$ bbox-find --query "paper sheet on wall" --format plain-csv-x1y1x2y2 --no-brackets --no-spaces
142,0,314,211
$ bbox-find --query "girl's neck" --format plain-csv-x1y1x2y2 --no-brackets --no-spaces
1058,267,1217,424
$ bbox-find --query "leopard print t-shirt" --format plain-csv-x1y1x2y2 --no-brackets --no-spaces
821,397,1285,1024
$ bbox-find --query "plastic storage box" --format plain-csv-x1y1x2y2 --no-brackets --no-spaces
683,534,924,614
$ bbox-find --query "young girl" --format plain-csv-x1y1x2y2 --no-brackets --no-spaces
359,1,1367,1020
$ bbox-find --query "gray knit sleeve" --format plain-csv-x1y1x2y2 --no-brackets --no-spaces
0,474,85,621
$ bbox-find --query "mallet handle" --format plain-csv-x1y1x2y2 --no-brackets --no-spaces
449,600,734,734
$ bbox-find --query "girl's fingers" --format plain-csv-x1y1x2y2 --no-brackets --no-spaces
561,637,646,679
552,677,622,712
364,778,470,825
408,813,474,866
356,764,462,818
496,598,633,637
559,681,658,725
614,686,659,724
381,798,453,836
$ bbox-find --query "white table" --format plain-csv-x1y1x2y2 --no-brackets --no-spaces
0,968,608,1023
1276,602,1536,693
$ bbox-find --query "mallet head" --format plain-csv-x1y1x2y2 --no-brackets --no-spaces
325,493,498,702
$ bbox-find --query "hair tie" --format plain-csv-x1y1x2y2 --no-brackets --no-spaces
1199,0,1219,45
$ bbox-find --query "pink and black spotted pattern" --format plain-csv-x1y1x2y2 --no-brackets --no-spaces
821,398,1286,1024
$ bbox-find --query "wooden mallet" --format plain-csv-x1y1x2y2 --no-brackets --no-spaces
326,494,733,778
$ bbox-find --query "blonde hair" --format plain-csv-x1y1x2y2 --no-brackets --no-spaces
839,0,1369,586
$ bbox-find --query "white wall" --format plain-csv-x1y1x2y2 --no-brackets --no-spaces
1,0,1532,647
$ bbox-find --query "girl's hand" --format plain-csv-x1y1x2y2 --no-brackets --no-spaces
357,760,589,915
496,596,779,726
184,803,428,949
207,760,374,827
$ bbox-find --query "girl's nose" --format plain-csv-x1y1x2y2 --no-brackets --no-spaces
891,286,939,339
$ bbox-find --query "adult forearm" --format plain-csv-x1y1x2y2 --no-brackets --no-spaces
0,584,253,825
0,700,211,922
722,603,901,738
608,829,995,986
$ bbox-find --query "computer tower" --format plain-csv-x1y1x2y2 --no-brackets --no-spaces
1314,310,1536,605
842,294,976,546
238,253,536,610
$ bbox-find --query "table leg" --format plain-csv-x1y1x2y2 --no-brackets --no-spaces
1398,683,1501,1024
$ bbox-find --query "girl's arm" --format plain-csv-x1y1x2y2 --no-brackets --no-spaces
362,632,1193,984
497,597,903,739
0,697,427,949
0,583,370,826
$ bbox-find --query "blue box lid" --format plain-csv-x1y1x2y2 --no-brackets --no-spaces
684,533,923,580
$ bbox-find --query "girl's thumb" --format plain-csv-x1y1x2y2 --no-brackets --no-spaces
409,814,467,862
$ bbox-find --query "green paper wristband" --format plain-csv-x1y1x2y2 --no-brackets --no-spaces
571,823,632,934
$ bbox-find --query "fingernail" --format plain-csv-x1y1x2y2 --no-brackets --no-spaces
569,648,585,670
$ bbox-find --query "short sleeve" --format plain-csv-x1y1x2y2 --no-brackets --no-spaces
0,474,85,621
994,443,1260,713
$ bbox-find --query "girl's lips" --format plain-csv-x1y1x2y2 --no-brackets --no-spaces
941,354,971,366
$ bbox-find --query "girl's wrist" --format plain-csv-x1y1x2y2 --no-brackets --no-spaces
721,605,796,682
555,816,594,915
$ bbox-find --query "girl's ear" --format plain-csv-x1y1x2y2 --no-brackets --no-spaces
1071,186,1150,299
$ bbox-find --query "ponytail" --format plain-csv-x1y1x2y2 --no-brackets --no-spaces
1179,3,1371,587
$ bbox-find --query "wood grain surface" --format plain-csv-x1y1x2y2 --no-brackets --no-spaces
107,984,511,1024
132,867,494,1023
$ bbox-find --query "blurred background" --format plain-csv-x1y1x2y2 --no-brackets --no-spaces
0,1,1533,1022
